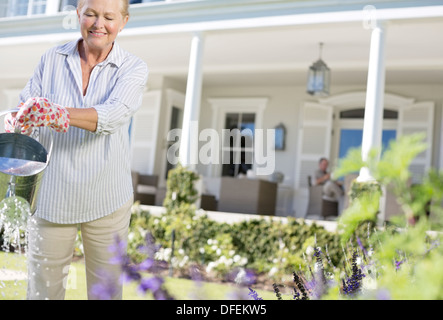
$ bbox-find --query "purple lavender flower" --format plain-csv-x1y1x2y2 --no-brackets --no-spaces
342,251,365,296
138,232,161,258
108,235,130,266
104,233,174,300
313,247,326,285
395,259,404,271
292,271,309,300
138,276,172,300
248,287,263,300
376,288,391,300
356,236,369,258
89,269,121,300
139,276,163,293
273,283,282,300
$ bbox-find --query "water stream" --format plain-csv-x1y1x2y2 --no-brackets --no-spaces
0,190,32,299
0,109,39,298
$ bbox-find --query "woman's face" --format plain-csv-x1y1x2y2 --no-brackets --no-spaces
77,0,128,53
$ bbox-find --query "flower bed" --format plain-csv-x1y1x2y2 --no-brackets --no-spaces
88,134,443,300
126,203,359,287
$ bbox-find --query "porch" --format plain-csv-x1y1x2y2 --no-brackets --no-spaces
0,0,442,219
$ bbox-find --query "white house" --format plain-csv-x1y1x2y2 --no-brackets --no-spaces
0,0,442,218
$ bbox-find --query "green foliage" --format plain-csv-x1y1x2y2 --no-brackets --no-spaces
332,133,443,299
338,181,380,244
163,163,199,212
127,205,358,281
110,133,443,299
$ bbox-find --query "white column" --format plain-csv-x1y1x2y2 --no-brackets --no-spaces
180,32,205,170
46,0,60,15
357,22,386,182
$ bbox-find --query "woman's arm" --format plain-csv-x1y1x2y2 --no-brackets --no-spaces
66,107,98,132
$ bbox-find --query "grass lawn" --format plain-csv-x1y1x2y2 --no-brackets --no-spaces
0,252,278,300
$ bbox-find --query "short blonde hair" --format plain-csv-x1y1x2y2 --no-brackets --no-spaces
77,0,129,17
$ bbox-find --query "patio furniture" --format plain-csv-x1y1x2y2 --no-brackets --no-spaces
132,172,158,205
306,175,323,218
218,177,277,215
321,199,338,219
306,175,339,219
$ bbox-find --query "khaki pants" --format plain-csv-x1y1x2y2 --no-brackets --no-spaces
26,197,133,300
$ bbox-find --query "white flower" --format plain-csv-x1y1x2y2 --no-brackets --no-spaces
306,246,314,256
206,261,216,273
155,247,172,261
362,275,377,290
235,268,246,284
233,255,241,263
179,256,189,268
229,250,235,256
207,239,213,245
269,266,278,276
216,248,222,256
199,247,205,254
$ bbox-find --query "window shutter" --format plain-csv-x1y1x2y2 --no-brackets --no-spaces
397,101,434,183
296,102,333,189
131,90,161,175
294,102,332,217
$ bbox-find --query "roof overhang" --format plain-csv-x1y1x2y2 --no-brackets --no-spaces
0,0,442,87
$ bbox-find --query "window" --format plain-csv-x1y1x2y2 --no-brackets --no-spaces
208,97,267,177
59,0,77,10
339,108,398,119
222,113,256,177
338,129,397,159
0,0,47,18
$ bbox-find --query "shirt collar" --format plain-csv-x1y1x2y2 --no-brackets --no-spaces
56,38,125,68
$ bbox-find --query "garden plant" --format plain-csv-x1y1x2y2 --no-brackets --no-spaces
91,133,442,300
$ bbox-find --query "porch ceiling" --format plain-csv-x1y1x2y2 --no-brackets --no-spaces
0,17,442,88
114,17,443,87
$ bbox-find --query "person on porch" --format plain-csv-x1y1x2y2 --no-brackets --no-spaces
314,157,344,214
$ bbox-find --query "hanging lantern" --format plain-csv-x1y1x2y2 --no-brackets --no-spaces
307,42,330,97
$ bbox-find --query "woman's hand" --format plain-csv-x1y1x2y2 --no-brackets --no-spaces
11,97,70,133
4,112,32,135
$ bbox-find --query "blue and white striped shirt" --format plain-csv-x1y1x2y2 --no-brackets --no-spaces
19,38,148,224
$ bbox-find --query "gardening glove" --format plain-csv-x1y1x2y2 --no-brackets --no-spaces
10,97,70,133
4,112,32,135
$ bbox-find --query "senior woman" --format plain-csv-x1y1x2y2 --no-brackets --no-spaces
8,0,148,300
